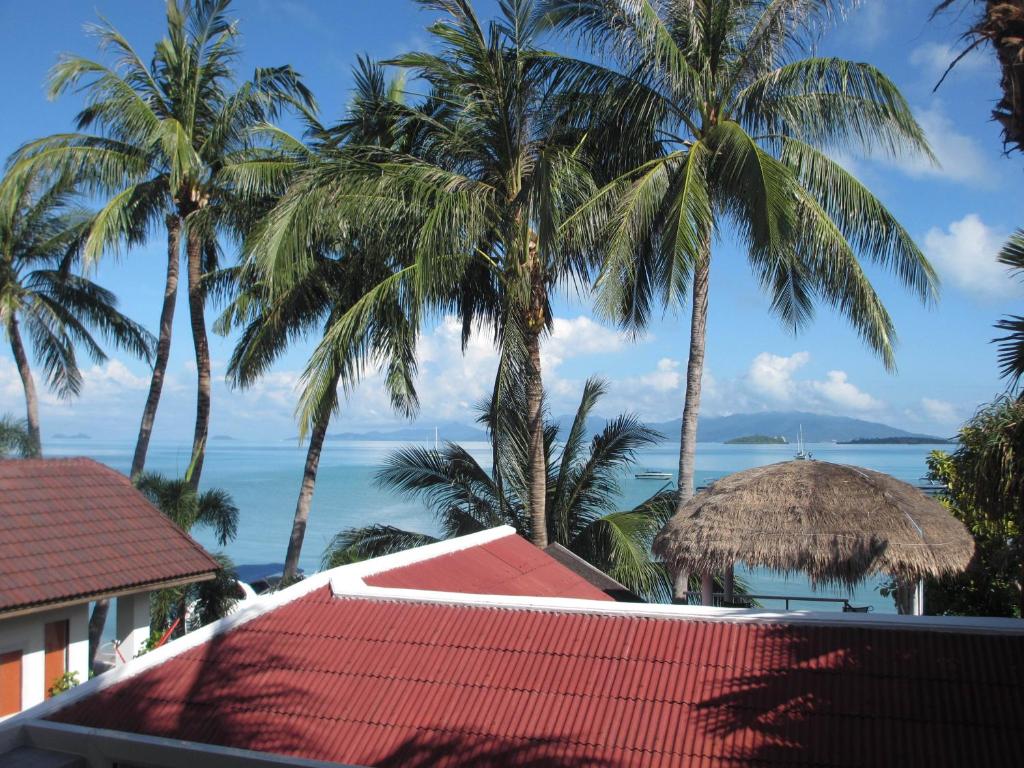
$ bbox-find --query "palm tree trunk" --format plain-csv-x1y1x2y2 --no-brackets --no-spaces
282,382,337,585
525,326,547,548
185,228,211,490
677,258,710,506
130,214,181,479
675,256,710,601
8,316,41,457
86,601,109,672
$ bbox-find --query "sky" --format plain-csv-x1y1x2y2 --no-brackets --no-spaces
0,0,1019,443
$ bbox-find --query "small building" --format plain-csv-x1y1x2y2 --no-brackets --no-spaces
0,458,220,720
1,526,1022,766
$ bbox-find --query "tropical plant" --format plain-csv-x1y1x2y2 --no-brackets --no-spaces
325,377,676,600
134,471,241,635
246,0,598,548
0,169,153,457
913,448,1021,617
10,0,313,484
221,58,420,585
541,1,938,529
0,414,33,458
931,0,1024,153
994,230,1024,386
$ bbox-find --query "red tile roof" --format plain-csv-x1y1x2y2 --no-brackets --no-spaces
50,589,1024,767
0,458,220,614
365,532,614,600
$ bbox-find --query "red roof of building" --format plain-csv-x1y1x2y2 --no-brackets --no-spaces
364,532,614,600
0,458,220,614
49,587,1024,767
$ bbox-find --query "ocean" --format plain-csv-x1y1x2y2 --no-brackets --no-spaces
47,437,949,614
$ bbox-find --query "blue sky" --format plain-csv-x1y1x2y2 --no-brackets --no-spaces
0,0,1019,442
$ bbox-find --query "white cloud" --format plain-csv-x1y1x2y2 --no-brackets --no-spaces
910,41,987,80
924,213,1020,299
890,104,992,186
745,351,811,402
920,397,959,426
810,370,883,412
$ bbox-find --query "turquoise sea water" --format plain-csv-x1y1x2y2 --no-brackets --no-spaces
48,437,946,614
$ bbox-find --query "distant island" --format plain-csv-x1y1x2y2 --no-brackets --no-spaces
838,436,954,445
211,435,236,441
52,433,90,440
724,434,787,445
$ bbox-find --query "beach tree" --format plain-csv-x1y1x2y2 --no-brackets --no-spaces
324,377,675,601
541,1,938,536
995,231,1024,386
10,0,313,485
222,58,420,584
248,0,598,549
0,169,153,457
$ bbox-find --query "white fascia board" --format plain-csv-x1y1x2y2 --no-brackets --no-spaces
0,526,518,731
333,581,1024,636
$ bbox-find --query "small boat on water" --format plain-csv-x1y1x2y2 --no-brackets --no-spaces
794,425,813,460
635,469,673,480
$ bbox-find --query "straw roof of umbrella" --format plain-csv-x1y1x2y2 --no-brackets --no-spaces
653,461,975,586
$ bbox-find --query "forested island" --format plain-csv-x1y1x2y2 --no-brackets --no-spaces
724,435,788,445
839,436,953,445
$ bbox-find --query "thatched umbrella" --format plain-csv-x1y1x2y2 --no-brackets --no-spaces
654,461,974,605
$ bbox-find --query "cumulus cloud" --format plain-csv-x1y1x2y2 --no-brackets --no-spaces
920,397,959,426
745,351,810,402
887,104,993,186
924,214,1019,299
810,371,883,412
910,41,987,81
741,351,883,414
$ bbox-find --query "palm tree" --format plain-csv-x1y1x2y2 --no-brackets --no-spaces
932,1,1024,153
0,414,33,458
133,472,240,636
0,169,153,456
246,0,597,548
994,231,1024,387
221,59,420,585
326,377,675,600
10,0,313,485
541,1,937,524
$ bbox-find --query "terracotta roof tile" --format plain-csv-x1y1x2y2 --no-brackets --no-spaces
365,533,614,600
0,458,220,613
50,589,1024,766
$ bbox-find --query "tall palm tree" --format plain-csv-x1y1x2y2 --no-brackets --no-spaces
326,377,674,600
221,59,420,585
541,0,938,521
246,0,597,549
0,170,153,456
10,0,313,485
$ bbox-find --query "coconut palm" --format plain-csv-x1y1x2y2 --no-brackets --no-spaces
325,377,675,600
541,0,938,521
0,414,33,458
134,472,240,636
247,0,598,549
932,1,1024,152
0,170,153,456
994,230,1024,387
9,0,312,485
221,58,420,585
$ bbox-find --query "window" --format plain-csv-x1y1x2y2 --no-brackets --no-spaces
0,650,21,716
44,620,69,699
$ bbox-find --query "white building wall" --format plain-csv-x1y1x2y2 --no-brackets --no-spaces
0,603,89,721
115,592,151,661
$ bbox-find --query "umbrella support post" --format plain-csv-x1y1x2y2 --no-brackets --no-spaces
672,568,690,604
723,565,734,602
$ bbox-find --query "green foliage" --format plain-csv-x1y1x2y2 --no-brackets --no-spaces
135,472,241,634
326,377,675,601
0,414,33,457
921,400,1024,617
994,229,1024,388
47,670,80,697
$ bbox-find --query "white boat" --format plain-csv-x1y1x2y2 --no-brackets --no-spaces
635,469,672,480
794,426,813,460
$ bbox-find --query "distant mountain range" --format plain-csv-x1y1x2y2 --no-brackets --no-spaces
320,411,949,444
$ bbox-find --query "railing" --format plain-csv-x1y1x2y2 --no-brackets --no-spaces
676,592,871,612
